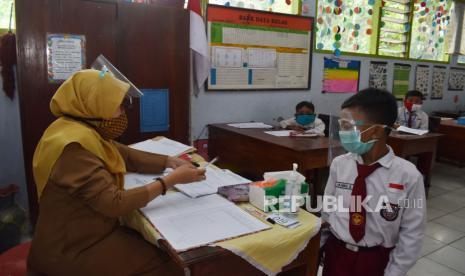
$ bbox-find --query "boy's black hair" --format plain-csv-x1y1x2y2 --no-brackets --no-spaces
405,90,424,100
341,88,397,134
296,101,315,112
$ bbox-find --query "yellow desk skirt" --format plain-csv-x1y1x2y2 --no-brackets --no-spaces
123,202,321,275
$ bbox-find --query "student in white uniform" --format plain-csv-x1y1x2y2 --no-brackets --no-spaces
322,88,426,276
396,90,429,130
280,101,325,136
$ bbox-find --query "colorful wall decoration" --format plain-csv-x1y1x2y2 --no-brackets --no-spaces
431,66,447,99
392,63,411,99
415,65,430,96
315,0,377,55
322,57,361,93
410,0,453,62
368,61,388,90
448,67,465,91
208,0,300,14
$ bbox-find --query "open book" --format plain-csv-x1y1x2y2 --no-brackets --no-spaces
130,137,194,156
396,126,429,135
140,193,270,252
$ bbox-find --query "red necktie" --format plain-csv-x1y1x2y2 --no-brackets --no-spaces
349,162,382,243
407,112,413,128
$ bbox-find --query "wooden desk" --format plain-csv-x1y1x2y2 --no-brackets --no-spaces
437,120,465,166
433,110,463,119
387,132,443,193
158,233,321,276
208,124,333,200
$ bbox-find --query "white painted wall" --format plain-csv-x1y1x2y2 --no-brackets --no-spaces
191,0,465,140
0,68,28,211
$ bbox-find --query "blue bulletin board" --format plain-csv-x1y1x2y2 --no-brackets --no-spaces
140,89,169,132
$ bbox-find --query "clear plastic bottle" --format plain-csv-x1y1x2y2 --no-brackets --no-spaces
283,163,300,218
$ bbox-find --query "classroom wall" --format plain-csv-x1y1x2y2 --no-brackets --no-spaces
190,1,465,140
191,53,465,140
0,68,29,211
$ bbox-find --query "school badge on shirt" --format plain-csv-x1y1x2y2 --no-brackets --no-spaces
380,202,400,221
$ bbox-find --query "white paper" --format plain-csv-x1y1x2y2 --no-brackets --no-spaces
130,138,194,156
264,130,293,137
247,48,277,68
212,46,243,68
396,126,429,135
227,122,273,129
141,193,270,251
175,167,251,198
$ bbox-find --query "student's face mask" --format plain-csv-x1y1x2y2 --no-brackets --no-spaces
411,104,422,112
338,119,382,155
295,114,316,126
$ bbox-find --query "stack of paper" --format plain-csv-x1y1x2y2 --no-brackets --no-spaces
396,126,429,135
175,167,251,198
141,193,270,252
228,122,273,129
130,138,194,156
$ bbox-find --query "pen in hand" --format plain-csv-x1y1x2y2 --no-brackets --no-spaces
202,156,219,169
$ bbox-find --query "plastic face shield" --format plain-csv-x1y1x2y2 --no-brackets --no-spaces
91,55,143,99
327,111,363,163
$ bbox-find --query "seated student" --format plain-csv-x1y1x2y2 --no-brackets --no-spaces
322,88,426,276
280,101,325,135
396,90,429,130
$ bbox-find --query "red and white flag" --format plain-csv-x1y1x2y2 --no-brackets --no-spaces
188,0,210,90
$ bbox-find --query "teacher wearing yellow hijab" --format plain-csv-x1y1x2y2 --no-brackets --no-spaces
28,69,205,275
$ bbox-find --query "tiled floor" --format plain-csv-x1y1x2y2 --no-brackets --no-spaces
409,162,465,276
317,162,465,276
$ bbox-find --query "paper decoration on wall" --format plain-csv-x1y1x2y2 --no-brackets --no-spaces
46,34,86,83
208,0,299,14
415,65,430,96
316,0,375,55
448,67,465,91
392,63,411,100
410,0,453,61
322,57,361,93
368,61,388,90
431,66,447,99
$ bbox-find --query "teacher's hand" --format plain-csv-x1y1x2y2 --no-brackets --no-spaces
165,156,191,169
163,164,206,186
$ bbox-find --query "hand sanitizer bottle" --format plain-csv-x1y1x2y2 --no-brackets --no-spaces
283,163,300,218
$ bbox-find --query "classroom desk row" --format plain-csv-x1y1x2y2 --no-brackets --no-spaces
208,124,443,198
437,119,465,167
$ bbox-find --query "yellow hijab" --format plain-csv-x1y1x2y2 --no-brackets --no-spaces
33,69,130,199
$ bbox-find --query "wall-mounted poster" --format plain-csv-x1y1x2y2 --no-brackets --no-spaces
206,5,313,90
448,67,465,91
431,66,447,99
46,33,86,83
322,57,361,93
392,63,411,100
415,65,430,96
369,61,388,90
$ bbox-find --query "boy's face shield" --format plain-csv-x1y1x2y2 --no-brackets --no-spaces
91,55,143,98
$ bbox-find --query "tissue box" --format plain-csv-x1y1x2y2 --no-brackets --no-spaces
249,179,309,212
457,117,465,125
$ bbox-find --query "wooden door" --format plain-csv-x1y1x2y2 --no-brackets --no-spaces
15,0,190,222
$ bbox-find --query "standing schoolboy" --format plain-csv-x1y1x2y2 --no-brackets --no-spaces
280,101,325,135
322,88,426,276
396,90,429,130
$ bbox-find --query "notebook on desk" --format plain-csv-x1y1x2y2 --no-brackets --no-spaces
130,137,195,157
140,193,271,252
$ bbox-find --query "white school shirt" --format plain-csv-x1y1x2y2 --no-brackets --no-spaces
322,146,426,276
280,117,326,136
397,107,429,130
